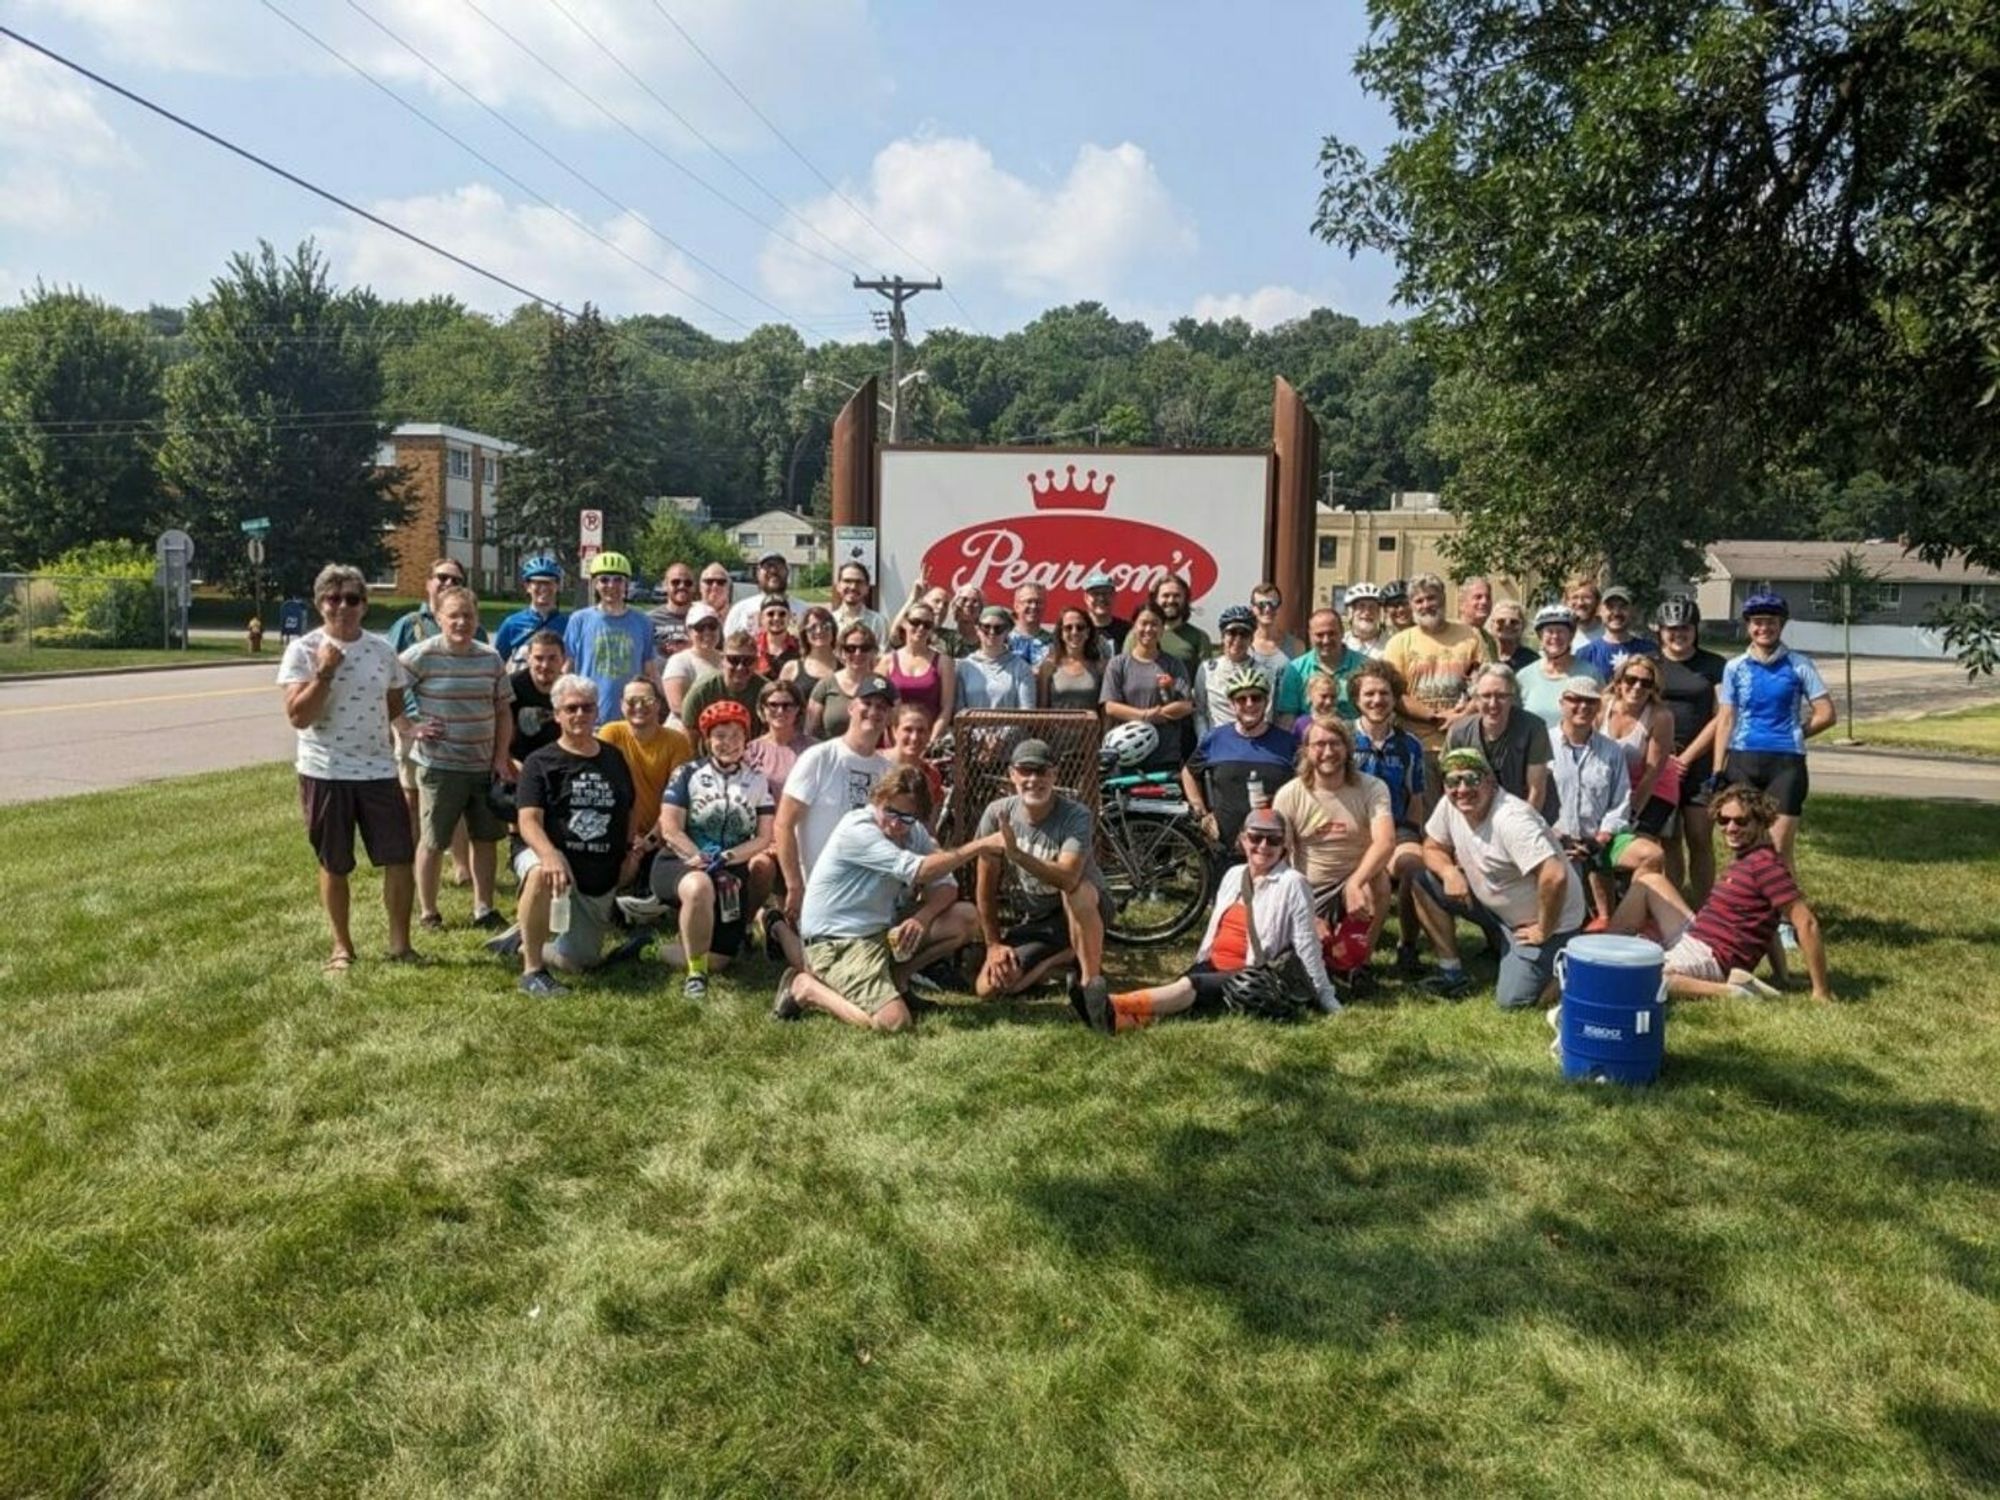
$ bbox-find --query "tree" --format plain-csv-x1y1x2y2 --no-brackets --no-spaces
1931,602,1999,680
375,298,529,434
1316,0,2000,578
633,507,745,584
497,304,652,570
158,242,401,596
1820,549,1887,740
0,287,167,569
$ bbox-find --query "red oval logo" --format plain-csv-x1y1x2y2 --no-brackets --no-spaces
921,515,1219,615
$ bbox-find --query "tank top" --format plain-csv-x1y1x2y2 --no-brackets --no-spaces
1609,708,1651,776
1045,657,1102,712
886,648,944,720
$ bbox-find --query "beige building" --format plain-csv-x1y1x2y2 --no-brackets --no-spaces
1312,492,1525,611
373,424,521,596
730,508,828,570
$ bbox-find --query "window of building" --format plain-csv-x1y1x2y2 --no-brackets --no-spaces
1376,536,1398,552
1877,583,1901,609
1317,536,1339,566
737,530,758,547
795,533,815,549
374,442,396,467
482,455,498,485
448,447,471,480
445,508,472,541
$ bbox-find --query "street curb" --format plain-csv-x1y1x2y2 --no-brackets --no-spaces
1810,742,1998,768
0,656,271,684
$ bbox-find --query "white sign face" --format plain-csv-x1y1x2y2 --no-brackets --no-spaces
578,509,604,547
833,525,878,585
879,449,1270,622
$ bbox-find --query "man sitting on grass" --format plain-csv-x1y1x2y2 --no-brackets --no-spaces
502,672,645,997
1606,783,1833,1001
772,766,998,1032
971,738,1114,1016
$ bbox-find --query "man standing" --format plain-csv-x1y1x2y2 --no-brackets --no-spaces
648,562,698,655
1193,605,1275,731
563,551,660,726
972,739,1114,1015
1713,592,1835,867
1080,570,1129,655
1343,581,1390,659
492,554,568,669
956,605,1038,711
1607,783,1832,1001
1282,606,1367,724
506,630,568,773
1565,575,1606,642
278,562,420,970
773,767,998,1031
400,586,513,930
1414,746,1587,1006
1249,581,1301,662
1382,572,1492,759
1574,583,1659,678
1457,576,1494,637
725,550,791,637
389,557,487,652
1007,583,1055,667
1151,575,1211,667
1489,598,1535,672
831,560,890,643
679,631,769,750
1183,667,1299,851
697,564,735,623
1445,663,1552,810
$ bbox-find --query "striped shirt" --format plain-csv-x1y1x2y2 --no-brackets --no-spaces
400,636,510,771
1686,845,1802,974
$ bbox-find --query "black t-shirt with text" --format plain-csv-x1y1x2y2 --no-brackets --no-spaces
514,742,635,897
509,669,561,761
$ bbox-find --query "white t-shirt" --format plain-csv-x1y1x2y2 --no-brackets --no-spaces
1425,788,1586,933
277,629,408,781
782,738,893,874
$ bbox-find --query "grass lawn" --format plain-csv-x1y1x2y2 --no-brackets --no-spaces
0,638,256,676
1861,703,2000,758
4,770,1999,1495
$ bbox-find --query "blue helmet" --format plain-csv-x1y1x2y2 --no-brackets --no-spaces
520,552,564,583
1740,590,1788,621
1217,604,1256,632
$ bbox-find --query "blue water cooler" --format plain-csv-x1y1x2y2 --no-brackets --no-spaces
1555,934,1667,1085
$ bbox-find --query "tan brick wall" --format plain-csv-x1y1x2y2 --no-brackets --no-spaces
381,437,446,596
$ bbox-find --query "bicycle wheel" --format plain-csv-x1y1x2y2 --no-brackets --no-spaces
1099,813,1214,946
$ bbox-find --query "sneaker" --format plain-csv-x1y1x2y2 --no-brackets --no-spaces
1582,914,1611,934
1421,968,1472,999
616,892,671,925
1778,920,1800,952
771,967,803,1022
517,969,566,999
1081,977,1114,1035
483,923,522,959
682,972,709,1001
1728,967,1784,1000
604,931,653,967
1394,945,1425,979
1066,975,1091,1027
470,908,506,931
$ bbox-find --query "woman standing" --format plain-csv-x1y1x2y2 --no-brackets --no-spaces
1653,596,1726,902
1603,655,1679,842
781,606,841,697
662,604,724,726
743,678,813,803
885,602,954,739
1039,608,1104,711
808,623,881,742
1099,603,1195,772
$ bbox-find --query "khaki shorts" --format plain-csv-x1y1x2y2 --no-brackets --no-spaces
416,764,507,848
804,935,903,1016
1663,930,1725,982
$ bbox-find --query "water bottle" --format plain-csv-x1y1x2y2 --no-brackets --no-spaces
1247,771,1268,810
549,889,572,935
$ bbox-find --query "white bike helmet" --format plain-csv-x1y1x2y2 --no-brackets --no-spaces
1532,603,1577,632
1102,720,1161,768
1343,581,1382,605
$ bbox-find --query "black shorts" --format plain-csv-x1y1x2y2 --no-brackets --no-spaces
1180,958,1235,1005
298,775,414,876
648,857,749,956
1394,823,1423,846
1003,887,1115,963
1727,751,1809,817
1675,759,1715,809
1634,793,1676,839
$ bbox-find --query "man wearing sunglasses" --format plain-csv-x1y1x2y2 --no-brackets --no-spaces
279,562,421,971
647,563,698,654
1413,746,1586,1006
724,549,793,637
1183,667,1298,851
1605,783,1830,1001
773,766,1000,1031
678,630,769,753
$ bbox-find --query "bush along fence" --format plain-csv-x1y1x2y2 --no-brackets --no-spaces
0,572,172,650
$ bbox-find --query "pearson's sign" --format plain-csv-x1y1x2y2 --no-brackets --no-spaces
879,449,1271,620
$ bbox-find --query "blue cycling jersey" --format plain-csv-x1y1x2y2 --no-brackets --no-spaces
1353,722,1427,826
1721,645,1828,754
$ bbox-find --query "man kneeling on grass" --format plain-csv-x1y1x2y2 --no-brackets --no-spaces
971,738,1114,1018
1606,782,1833,1001
502,672,646,997
771,766,1001,1031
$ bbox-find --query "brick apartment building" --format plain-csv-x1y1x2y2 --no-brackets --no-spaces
372,423,522,597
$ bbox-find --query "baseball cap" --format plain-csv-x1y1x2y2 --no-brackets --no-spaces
1010,738,1054,770
757,549,787,566
978,604,1014,628
1601,583,1634,603
1082,570,1116,592
1242,807,1288,839
1561,675,1603,700
686,602,720,627
853,673,899,703
1440,746,1492,777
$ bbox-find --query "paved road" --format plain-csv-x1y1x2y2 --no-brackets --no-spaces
1820,656,2000,720
0,663,294,806
1806,744,2000,803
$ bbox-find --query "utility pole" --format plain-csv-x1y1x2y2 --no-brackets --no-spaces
853,274,941,442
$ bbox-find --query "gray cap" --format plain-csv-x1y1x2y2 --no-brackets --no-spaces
979,604,1015,628
1010,737,1054,769
1601,583,1633,603
1242,807,1289,839
757,549,787,566
1561,675,1603,700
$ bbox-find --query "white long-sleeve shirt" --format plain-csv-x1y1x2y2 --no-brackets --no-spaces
1546,727,1632,840
1194,861,1337,1007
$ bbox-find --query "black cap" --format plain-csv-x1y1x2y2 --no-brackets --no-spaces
853,673,899,703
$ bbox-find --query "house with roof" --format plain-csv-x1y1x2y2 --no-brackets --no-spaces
728,508,828,570
372,423,521,596
1697,540,1998,658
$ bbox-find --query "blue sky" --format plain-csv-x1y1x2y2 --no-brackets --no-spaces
0,0,1401,342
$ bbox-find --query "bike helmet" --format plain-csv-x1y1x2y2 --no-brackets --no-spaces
697,699,752,737
1653,595,1701,630
1343,581,1382,605
1217,603,1256,633
1532,603,1577,632
1102,720,1160,769
1380,579,1409,605
1740,590,1789,621
586,550,633,579
520,552,563,583
1222,665,1270,699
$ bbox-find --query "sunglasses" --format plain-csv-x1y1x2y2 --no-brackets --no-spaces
842,642,874,654
724,655,757,667
556,702,598,716
667,578,694,589
1244,832,1285,848
880,808,920,827
763,699,799,711
432,573,465,585
907,618,935,629
1230,694,1268,706
321,592,366,607
1253,600,1280,611
701,577,730,588
621,698,656,710
1443,771,1487,789
1715,813,1757,827
978,623,1008,633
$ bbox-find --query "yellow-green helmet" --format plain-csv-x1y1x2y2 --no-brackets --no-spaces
586,550,632,579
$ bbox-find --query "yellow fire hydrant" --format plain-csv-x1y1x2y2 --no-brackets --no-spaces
247,617,265,653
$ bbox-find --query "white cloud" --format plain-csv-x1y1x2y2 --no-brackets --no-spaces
0,163,111,234
760,135,1196,306
1190,284,1323,329
318,182,713,320
0,47,133,233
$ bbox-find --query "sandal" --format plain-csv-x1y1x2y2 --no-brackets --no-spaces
322,953,354,973
384,948,428,966
418,912,445,931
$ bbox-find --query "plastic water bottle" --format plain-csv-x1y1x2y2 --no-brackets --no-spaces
1247,771,1268,810
549,890,572,935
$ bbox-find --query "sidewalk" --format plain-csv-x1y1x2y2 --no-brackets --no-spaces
1806,742,2000,803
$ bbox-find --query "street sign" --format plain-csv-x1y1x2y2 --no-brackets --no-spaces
834,524,878,588
155,528,195,567
579,509,604,548
240,516,271,535
247,537,266,566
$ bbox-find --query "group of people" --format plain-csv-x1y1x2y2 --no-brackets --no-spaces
278,542,1835,1035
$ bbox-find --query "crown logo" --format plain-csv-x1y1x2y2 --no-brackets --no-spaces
1027,464,1114,511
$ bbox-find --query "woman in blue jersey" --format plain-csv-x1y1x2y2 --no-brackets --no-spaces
1712,592,1836,864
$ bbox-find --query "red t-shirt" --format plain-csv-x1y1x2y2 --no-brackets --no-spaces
1687,845,1802,973
1208,904,1251,972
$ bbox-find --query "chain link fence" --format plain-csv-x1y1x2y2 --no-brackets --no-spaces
0,573,170,651
942,709,1104,843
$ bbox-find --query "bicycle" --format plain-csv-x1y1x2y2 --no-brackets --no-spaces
1095,753,1218,946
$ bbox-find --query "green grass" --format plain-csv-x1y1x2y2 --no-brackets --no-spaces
3,770,1999,1495
0,638,256,676
1861,702,2000,758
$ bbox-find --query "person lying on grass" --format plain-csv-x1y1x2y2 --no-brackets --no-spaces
1605,782,1833,1002
1095,807,1342,1034
771,766,1001,1032
971,737,1113,1016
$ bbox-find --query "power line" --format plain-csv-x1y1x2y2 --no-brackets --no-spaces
258,0,763,335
